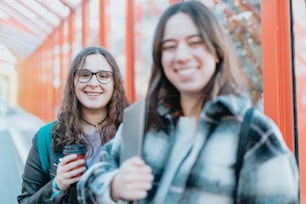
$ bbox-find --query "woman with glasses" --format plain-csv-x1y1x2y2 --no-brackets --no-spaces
17,46,129,204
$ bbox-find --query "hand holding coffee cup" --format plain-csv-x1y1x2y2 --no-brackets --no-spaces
54,144,87,191
63,144,87,176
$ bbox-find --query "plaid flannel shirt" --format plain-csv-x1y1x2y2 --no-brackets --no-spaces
78,94,299,204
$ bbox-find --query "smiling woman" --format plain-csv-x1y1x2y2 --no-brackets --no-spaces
17,46,129,204
73,54,115,118
77,2,299,204
161,12,217,116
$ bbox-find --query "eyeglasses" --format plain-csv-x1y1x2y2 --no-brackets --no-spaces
75,69,114,84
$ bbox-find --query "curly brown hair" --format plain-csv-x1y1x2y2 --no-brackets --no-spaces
53,46,129,152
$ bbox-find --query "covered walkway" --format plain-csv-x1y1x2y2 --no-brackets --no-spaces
0,100,44,203
0,0,306,203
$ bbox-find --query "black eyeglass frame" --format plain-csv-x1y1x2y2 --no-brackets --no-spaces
74,69,115,84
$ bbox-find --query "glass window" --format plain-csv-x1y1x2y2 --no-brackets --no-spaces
201,0,262,108
88,0,100,45
134,0,170,98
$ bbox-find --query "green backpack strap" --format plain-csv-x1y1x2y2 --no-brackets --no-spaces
37,121,56,175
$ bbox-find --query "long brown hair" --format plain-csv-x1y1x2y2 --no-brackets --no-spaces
53,46,129,152
146,1,248,131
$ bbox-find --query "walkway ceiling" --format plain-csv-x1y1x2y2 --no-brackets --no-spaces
0,0,81,61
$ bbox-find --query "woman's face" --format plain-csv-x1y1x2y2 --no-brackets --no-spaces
74,54,114,114
161,13,217,97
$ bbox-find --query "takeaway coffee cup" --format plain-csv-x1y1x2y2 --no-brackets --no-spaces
63,144,87,176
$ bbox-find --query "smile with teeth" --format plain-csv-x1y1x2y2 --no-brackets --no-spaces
85,91,101,96
175,67,196,76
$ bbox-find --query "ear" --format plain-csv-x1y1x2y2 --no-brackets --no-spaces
215,56,219,63
214,49,220,63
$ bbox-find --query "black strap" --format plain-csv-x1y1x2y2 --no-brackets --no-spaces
235,108,254,203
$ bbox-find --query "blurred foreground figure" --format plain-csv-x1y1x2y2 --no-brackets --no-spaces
78,2,299,204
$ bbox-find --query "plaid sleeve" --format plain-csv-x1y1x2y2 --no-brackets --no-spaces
237,110,299,204
77,136,121,204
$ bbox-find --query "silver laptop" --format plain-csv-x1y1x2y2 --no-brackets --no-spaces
120,98,147,165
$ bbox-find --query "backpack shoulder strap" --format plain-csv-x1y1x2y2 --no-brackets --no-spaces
236,108,254,168
37,121,56,175
235,107,254,203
